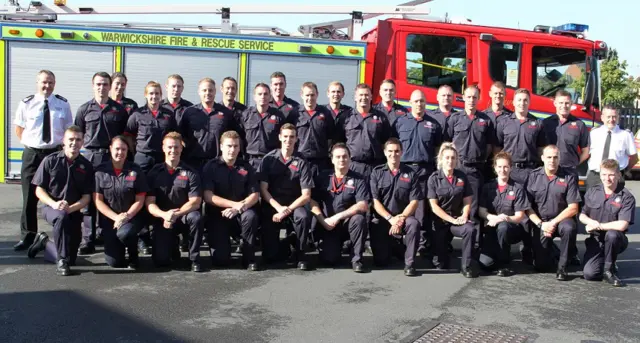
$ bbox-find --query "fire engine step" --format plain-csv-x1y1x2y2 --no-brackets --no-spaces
411,323,529,343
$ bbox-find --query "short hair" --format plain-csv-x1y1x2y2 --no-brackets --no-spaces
222,77,237,86
383,137,402,151
514,88,530,98
327,81,344,92
542,144,559,154
220,130,241,143
65,125,83,135
464,84,480,97
280,123,297,133
601,159,620,172
555,89,572,99
163,131,183,143
144,81,162,95
493,150,513,167
490,81,506,91
254,82,270,93
198,77,216,87
438,84,453,93
270,71,286,81
37,70,55,80
355,83,372,93
111,72,128,82
330,142,351,157
167,74,184,84
602,104,618,113
437,142,459,170
110,135,130,150
381,79,396,87
92,72,112,84
301,81,318,93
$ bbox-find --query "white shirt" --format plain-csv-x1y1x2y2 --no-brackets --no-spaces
14,93,73,149
587,125,637,172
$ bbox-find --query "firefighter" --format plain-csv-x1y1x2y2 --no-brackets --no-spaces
220,77,247,120
92,136,148,269
180,77,235,171
426,85,457,141
269,71,299,120
369,138,421,276
324,81,352,143
288,81,335,175
343,83,391,180
478,151,530,277
495,88,547,185
373,79,409,127
526,145,581,281
237,83,287,171
427,143,479,278
446,85,494,221
28,126,93,276
110,72,138,115
202,131,260,271
259,124,314,270
162,74,193,126
393,89,443,262
580,159,634,287
310,143,369,272
146,132,204,272
14,70,72,252
74,72,129,255
484,81,512,128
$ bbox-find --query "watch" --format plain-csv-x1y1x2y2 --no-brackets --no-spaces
537,221,543,228
385,214,393,221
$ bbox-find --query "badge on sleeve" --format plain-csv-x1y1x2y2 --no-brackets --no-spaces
456,179,464,186
238,167,248,176
289,160,299,171
268,115,277,123
126,171,137,181
345,179,355,189
612,196,622,207
177,170,189,180
506,190,516,200
400,173,411,182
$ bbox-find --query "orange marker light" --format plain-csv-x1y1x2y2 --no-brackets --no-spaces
35,29,44,38
8,29,20,35
349,48,360,55
326,46,335,54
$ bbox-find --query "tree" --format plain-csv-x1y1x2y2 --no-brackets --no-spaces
600,48,640,106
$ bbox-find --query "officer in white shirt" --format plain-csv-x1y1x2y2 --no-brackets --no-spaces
586,106,638,190
13,70,73,251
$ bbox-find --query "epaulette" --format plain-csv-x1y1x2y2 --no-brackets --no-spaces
54,94,68,102
22,95,34,103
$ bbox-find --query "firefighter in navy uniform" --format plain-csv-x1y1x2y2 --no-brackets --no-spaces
202,131,260,271
526,145,581,281
269,71,299,121
29,126,93,276
237,83,287,171
180,77,235,171
373,79,408,128
342,83,391,180
288,82,335,175
580,159,635,287
220,77,247,125
310,143,369,272
370,138,422,277
146,132,204,272
110,72,138,115
427,143,480,278
162,74,194,126
93,136,148,269
426,85,457,141
324,81,352,142
259,124,314,270
74,72,129,254
483,81,513,180
478,151,531,277
393,89,443,263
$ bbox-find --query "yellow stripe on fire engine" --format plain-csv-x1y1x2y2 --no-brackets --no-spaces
2,26,365,59
0,40,5,182
359,60,366,83
114,46,123,72
239,53,248,104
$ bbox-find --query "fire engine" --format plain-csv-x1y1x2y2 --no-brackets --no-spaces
0,0,607,184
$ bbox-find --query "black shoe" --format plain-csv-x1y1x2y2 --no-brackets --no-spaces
404,265,417,277
138,241,151,255
603,271,624,287
297,261,309,271
27,232,49,258
14,239,32,251
352,261,364,273
191,261,203,273
78,245,95,255
461,266,479,278
556,267,568,281
180,243,189,253
569,255,581,267
247,262,259,271
56,260,71,276
497,268,513,277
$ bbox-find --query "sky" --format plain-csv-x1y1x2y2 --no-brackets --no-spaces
44,0,640,76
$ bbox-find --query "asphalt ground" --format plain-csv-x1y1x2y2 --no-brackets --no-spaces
0,182,639,343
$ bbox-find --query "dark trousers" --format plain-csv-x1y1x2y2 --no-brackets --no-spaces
349,160,381,181
511,166,536,186
318,213,367,264
134,152,162,174
370,216,420,267
42,207,82,264
261,206,311,262
100,216,142,267
20,146,59,241
207,208,259,265
434,220,478,269
406,163,435,254
457,164,483,221
532,218,577,271
480,222,526,268
152,211,204,266
306,157,332,177
583,231,628,281
81,149,111,248
586,170,626,190
247,155,265,172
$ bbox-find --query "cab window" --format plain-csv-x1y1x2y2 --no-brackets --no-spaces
489,42,521,88
406,34,467,93
532,46,587,103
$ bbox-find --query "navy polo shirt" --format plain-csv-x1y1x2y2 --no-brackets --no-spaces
446,111,494,163
370,163,422,218
74,98,128,150
373,102,409,128
258,149,315,204
202,157,259,203
496,113,547,164
427,169,473,217
125,106,177,155
180,102,236,161
324,103,353,143
542,115,590,168
147,162,201,210
161,98,193,126
270,96,299,121
32,151,94,204
582,184,635,227
288,106,335,160
343,108,391,163
312,169,370,217
393,113,443,164
94,161,149,213
526,167,581,221
237,106,286,156
479,179,530,216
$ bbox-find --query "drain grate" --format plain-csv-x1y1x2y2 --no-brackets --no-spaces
412,323,529,343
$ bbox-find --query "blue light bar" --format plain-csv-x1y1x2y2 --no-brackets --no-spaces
553,23,589,33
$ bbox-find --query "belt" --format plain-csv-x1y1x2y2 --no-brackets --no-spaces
87,148,109,153
246,153,265,159
514,161,538,169
461,160,485,167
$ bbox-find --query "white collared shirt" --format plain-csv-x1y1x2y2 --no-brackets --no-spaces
14,93,73,149
587,125,637,171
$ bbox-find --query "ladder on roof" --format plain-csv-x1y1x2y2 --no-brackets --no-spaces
0,1,434,40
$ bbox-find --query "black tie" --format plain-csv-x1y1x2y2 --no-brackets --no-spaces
42,99,51,143
601,130,611,163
